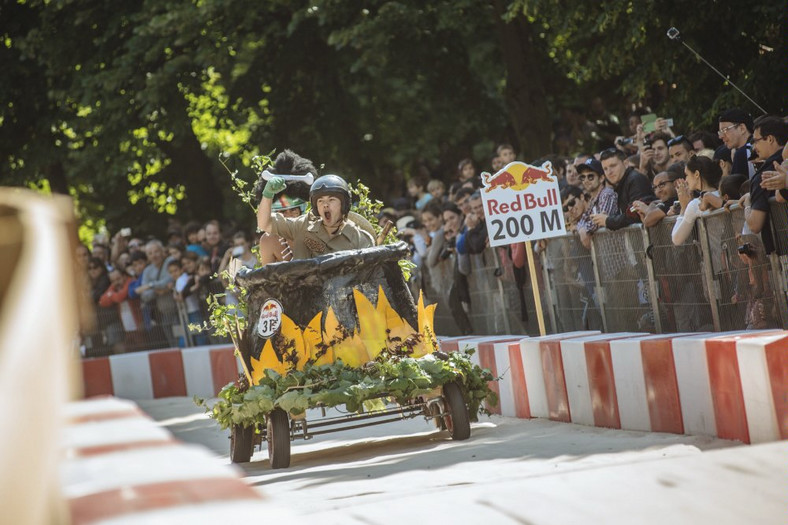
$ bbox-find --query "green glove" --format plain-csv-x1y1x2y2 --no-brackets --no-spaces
262,176,287,199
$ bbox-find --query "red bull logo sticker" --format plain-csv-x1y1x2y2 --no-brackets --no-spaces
257,299,283,337
480,161,566,246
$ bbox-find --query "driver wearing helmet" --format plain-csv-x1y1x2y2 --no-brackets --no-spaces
258,170,375,259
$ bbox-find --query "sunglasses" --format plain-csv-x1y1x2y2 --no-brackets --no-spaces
667,135,688,147
578,173,598,181
562,198,578,212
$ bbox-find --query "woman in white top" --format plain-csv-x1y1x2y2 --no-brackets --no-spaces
671,156,723,245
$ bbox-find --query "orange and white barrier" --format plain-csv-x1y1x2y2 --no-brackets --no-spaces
442,330,788,444
81,345,243,399
62,396,295,524
80,330,788,445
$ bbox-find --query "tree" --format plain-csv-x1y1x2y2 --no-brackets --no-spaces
508,0,786,129
2,0,782,236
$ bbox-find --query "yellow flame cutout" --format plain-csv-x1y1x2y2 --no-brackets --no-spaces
250,287,438,382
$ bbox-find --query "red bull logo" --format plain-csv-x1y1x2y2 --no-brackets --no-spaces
257,299,283,337
482,161,554,193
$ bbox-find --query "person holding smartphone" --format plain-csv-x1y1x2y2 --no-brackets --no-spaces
638,131,672,181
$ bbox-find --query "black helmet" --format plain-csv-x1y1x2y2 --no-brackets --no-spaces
309,174,351,217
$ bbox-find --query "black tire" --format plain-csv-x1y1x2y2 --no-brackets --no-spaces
442,381,471,440
230,424,255,463
267,408,291,469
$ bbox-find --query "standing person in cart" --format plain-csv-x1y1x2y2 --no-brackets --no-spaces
254,150,312,264
257,159,375,259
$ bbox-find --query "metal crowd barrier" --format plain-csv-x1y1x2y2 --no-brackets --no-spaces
84,199,788,353
540,202,788,334
541,235,603,332
393,198,787,338
465,247,541,335
82,291,228,357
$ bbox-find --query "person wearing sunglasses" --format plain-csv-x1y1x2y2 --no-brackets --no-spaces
574,158,617,249
668,135,695,164
718,108,755,179
632,169,681,228
560,185,588,234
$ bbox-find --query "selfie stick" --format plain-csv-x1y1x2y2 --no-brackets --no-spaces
666,27,767,115
261,170,315,185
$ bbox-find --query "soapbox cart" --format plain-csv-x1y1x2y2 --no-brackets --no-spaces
227,242,473,468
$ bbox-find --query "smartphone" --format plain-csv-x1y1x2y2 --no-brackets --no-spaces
120,227,132,237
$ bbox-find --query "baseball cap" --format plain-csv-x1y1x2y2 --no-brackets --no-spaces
718,108,753,133
713,144,732,163
577,158,603,176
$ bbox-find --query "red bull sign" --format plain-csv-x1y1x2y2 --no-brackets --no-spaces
480,161,566,246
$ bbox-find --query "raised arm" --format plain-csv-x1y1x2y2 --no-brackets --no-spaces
256,176,286,234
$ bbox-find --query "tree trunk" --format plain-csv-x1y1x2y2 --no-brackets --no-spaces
47,161,68,195
490,1,552,161
160,130,224,221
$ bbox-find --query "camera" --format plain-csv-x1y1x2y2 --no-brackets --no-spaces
439,237,456,260
616,137,634,146
642,138,652,149
737,243,755,257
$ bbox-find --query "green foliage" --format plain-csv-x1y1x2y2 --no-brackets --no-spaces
2,0,782,234
218,151,274,214
508,0,785,129
195,349,497,429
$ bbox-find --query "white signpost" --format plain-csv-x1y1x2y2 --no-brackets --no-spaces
479,161,566,335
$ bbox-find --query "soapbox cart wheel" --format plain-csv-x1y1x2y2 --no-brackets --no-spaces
442,381,471,440
267,408,291,469
230,424,255,463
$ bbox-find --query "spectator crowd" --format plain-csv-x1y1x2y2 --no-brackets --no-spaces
386,106,788,334
77,102,788,354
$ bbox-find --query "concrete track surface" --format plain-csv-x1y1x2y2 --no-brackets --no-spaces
138,397,787,524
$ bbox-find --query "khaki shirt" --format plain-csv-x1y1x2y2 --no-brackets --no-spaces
269,212,375,259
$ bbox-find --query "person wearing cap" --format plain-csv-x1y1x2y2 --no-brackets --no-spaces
575,157,617,248
257,172,374,259
718,108,755,178
713,144,734,180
